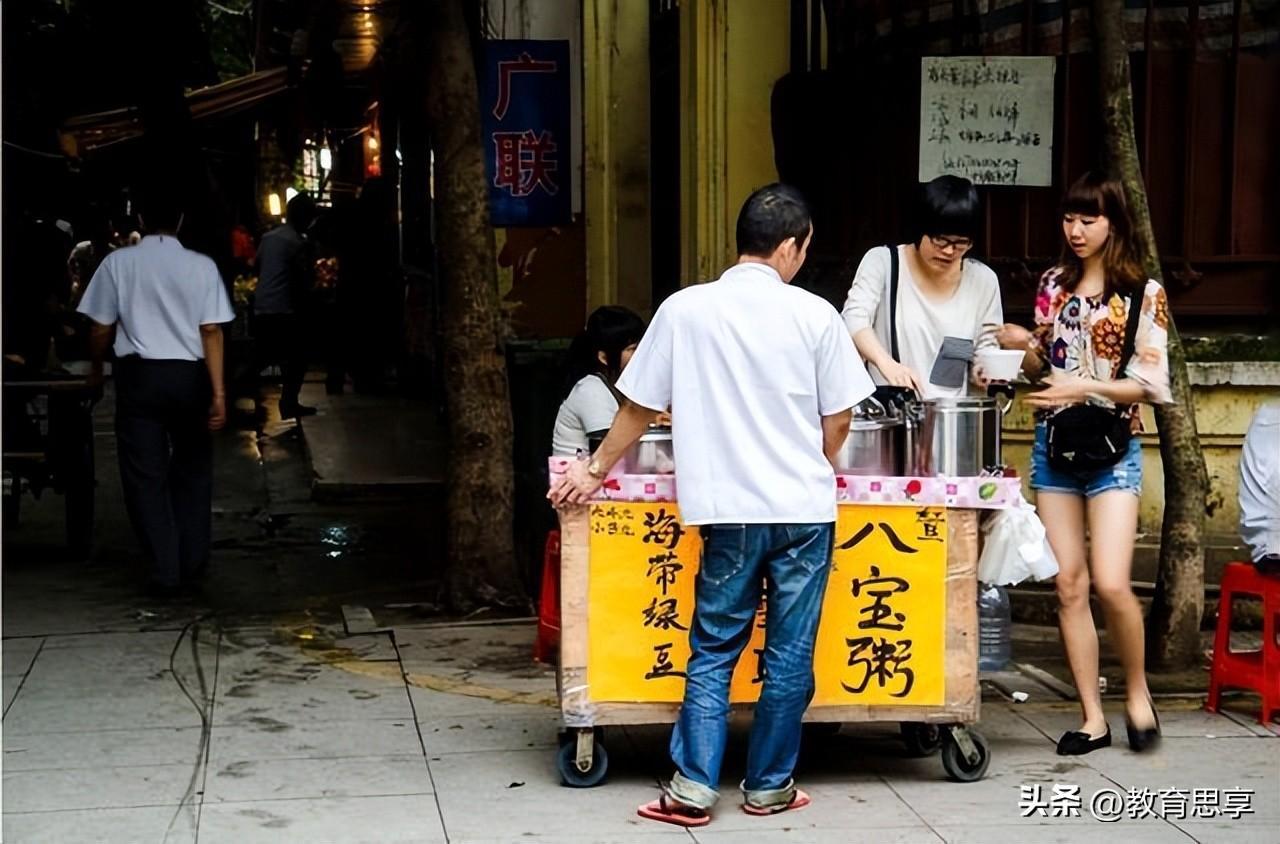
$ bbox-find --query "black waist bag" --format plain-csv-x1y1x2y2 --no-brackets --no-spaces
1044,289,1144,473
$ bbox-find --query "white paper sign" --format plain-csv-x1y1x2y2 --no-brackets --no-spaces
919,56,1056,186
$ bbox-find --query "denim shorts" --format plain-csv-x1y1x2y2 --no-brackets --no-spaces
1030,422,1143,498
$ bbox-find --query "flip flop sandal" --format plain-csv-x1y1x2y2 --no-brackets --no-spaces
742,788,811,816
637,794,711,828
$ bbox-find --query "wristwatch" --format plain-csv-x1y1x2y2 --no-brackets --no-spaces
587,458,607,479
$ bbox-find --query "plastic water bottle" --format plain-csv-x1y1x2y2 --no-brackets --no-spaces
977,583,1012,671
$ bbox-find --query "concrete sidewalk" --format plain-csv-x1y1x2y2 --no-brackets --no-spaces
4,617,1276,844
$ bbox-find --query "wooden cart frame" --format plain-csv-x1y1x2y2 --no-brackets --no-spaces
554,506,991,786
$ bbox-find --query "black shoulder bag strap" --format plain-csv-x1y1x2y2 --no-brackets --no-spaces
1115,285,1145,381
886,244,901,363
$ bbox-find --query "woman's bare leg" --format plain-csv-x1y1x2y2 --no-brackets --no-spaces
1041,492,1108,736
1087,491,1155,729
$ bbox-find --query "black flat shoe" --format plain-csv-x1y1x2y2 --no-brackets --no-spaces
1126,696,1162,752
1056,727,1111,756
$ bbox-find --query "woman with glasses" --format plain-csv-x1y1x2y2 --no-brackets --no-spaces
842,175,1002,398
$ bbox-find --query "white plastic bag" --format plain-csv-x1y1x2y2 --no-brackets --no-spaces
978,494,1060,586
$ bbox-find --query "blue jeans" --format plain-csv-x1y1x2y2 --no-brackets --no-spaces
667,522,834,809
1030,422,1143,498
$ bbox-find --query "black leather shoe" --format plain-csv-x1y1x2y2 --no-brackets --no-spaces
1126,697,1162,752
1056,727,1111,756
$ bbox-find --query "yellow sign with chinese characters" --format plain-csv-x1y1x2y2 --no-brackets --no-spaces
586,503,946,707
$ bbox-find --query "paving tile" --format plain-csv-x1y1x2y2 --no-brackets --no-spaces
1,726,203,771
692,828,941,844
204,754,433,803
2,804,196,844
213,659,413,725
454,835,692,844
2,637,44,675
417,710,561,755
929,822,1189,843
1165,821,1280,844
1013,703,1258,740
407,685,555,719
208,718,422,765
2,643,209,734
3,678,20,714
430,747,668,840
196,794,445,843
1,763,198,812
695,775,922,833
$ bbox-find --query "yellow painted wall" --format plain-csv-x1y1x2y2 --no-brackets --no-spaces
724,0,791,266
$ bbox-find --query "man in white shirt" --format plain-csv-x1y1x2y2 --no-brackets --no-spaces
550,184,873,825
1239,403,1280,575
77,188,235,596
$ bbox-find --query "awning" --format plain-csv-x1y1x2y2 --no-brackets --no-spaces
62,67,291,154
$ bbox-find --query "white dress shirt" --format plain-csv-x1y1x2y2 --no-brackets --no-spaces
616,262,874,525
77,235,234,361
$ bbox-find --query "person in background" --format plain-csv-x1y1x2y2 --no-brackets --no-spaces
76,185,235,596
551,306,648,456
842,175,1003,397
997,172,1172,756
254,192,317,418
1239,403,1280,575
550,184,873,827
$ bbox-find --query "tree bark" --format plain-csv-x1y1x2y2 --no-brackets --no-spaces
1091,0,1206,668
419,0,527,612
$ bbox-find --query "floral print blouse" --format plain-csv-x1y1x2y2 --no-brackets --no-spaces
1030,268,1173,422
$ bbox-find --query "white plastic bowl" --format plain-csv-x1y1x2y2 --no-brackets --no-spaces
975,348,1025,382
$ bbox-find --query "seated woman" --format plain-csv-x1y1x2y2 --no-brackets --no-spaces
842,175,1003,398
551,305,647,456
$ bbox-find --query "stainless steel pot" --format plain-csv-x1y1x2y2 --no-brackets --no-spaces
835,395,904,475
587,425,675,474
904,386,1014,476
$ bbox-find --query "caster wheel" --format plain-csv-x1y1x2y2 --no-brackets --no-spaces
940,729,990,782
900,722,943,757
557,735,609,787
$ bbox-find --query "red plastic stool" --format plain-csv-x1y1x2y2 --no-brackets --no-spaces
1205,562,1280,724
533,530,561,665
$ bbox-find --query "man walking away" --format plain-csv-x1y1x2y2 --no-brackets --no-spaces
255,192,317,418
550,184,874,826
78,186,235,596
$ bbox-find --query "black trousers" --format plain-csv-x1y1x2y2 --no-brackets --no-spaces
253,312,307,410
114,357,212,588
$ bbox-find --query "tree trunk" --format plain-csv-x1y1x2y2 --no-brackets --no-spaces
1091,0,1207,668
419,0,527,612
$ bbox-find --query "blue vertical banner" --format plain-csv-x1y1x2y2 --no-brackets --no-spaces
481,40,572,227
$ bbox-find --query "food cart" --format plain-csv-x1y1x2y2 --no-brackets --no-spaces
549,460,1024,787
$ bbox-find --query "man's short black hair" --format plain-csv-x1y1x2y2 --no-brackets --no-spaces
135,183,184,232
286,192,317,228
913,175,981,241
736,183,812,257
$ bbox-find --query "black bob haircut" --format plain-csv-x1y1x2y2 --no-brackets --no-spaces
736,183,812,257
912,175,981,242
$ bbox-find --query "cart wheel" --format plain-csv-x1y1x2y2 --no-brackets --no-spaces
900,722,943,757
940,729,990,783
557,735,609,788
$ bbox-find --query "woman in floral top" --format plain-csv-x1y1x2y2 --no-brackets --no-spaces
999,173,1172,757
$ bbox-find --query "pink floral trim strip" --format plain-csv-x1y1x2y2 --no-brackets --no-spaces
549,459,1020,509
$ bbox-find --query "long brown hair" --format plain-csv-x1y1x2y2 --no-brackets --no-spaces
1057,172,1147,298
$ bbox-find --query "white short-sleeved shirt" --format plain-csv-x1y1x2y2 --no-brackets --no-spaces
616,262,874,525
77,235,235,361
841,245,1002,399
551,375,620,456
